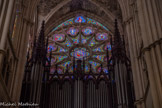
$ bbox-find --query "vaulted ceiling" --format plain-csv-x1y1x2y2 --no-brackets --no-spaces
37,0,123,35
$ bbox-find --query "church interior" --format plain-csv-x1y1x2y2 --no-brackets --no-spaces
0,0,162,108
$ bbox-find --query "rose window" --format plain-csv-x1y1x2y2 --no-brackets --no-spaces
48,16,112,73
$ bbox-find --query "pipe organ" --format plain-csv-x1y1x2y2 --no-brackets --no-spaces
20,20,135,108
49,81,72,108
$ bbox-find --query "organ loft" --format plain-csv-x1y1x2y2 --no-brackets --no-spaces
0,0,162,108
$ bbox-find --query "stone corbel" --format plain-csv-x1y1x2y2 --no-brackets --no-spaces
134,98,144,105
141,38,162,54
23,17,34,26
123,16,133,26
134,83,150,106
0,49,6,56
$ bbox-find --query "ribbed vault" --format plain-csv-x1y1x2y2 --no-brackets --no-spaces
37,0,123,35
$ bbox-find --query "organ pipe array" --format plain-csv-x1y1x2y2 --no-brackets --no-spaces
20,20,135,108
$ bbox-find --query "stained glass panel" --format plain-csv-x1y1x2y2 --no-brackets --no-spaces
71,48,89,59
72,35,80,44
52,18,74,31
81,35,91,44
53,34,65,42
82,27,93,35
57,46,67,52
55,55,68,63
92,45,104,52
88,37,99,46
89,61,100,72
87,18,109,31
75,16,86,23
96,33,108,41
67,27,79,36
59,61,71,68
92,55,105,62
64,38,72,47
105,43,112,50
48,44,57,52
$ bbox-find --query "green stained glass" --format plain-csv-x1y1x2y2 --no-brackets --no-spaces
59,61,71,68
92,55,105,62
81,35,91,44
64,38,72,47
69,66,73,72
89,61,100,72
55,55,68,62
87,18,109,31
88,37,99,46
93,45,105,52
52,18,74,31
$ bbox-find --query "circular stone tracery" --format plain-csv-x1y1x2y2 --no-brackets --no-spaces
71,48,89,59
48,16,112,73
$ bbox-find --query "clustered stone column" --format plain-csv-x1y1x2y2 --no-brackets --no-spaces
137,0,162,108
120,0,162,108
0,0,16,101
0,0,40,103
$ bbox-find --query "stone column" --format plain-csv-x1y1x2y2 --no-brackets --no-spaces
0,0,15,102
11,0,35,102
137,0,162,107
123,2,146,107
0,0,8,35
0,0,15,49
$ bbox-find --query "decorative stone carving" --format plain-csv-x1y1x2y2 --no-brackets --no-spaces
38,0,64,16
94,0,122,19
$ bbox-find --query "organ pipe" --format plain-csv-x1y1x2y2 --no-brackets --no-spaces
20,19,136,108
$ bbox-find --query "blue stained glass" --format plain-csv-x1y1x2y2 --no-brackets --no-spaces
85,65,89,72
48,44,56,52
67,27,79,36
93,45,104,52
72,38,79,44
103,68,108,73
75,16,86,23
72,35,80,44
105,43,112,50
82,27,93,35
64,39,72,47
93,55,104,62
57,46,67,52
96,33,108,41
71,48,89,59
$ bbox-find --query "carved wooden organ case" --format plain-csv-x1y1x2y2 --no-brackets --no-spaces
20,20,135,108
